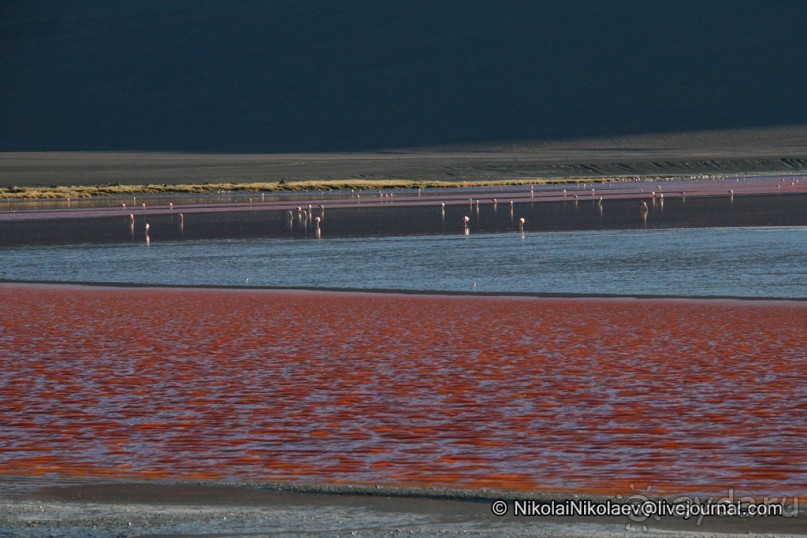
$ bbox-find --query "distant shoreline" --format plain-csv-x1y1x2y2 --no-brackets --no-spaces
0,177,607,200
3,127,807,195
0,167,804,200
3,280,806,303
1,470,804,536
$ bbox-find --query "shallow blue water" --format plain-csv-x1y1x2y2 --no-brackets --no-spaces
2,227,805,298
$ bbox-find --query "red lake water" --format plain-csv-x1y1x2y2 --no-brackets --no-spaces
1,284,804,498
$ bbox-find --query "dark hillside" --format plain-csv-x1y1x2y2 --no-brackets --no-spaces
2,1,806,152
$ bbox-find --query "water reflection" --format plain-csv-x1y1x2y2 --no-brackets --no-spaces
1,227,804,298
1,194,805,247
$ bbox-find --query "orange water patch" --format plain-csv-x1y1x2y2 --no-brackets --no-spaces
0,284,805,498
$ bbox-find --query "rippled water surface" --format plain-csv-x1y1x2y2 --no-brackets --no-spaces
2,227,805,298
1,285,805,497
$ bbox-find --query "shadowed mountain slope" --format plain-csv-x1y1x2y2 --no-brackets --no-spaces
2,1,807,152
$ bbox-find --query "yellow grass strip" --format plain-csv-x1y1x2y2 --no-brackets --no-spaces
0,178,620,199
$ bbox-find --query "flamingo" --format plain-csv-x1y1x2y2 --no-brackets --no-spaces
463,215,470,235
518,217,525,233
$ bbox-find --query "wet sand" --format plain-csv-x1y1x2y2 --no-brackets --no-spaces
0,477,804,537
1,283,805,535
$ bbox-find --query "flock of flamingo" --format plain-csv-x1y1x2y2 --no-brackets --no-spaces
0,175,804,244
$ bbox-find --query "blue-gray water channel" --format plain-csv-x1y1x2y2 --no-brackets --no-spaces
2,227,805,298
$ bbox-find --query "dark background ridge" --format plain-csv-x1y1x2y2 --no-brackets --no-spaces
2,1,807,153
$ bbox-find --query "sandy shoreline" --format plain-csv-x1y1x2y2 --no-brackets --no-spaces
3,278,806,302
0,477,803,537
3,126,807,187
